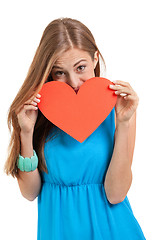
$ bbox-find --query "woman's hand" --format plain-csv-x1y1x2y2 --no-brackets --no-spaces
109,80,139,124
15,93,41,134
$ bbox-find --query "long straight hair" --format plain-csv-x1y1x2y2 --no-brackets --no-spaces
4,17,106,178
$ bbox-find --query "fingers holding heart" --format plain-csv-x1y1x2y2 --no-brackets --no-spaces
112,80,133,89
115,87,132,96
109,80,135,99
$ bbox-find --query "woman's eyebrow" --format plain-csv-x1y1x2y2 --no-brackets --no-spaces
73,59,87,67
52,59,87,69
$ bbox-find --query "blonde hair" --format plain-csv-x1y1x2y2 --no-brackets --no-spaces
4,17,106,178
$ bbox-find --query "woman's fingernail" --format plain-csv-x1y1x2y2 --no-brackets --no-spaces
112,80,118,84
109,85,114,88
37,93,41,97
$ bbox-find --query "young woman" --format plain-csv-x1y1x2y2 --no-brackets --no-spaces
4,17,146,239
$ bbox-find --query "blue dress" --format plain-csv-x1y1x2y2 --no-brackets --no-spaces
37,107,146,240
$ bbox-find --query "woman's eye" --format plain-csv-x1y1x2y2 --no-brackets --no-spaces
77,65,86,72
55,71,65,76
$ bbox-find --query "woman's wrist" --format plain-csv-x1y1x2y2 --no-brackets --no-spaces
20,129,34,137
116,120,130,129
20,130,34,158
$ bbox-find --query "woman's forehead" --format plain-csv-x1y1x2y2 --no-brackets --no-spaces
57,48,90,60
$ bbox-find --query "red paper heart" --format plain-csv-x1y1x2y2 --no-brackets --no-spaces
37,77,117,143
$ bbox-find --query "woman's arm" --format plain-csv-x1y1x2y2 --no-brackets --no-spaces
17,131,42,201
104,80,138,205
104,111,136,204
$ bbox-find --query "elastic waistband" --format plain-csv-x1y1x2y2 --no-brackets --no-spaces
42,181,103,188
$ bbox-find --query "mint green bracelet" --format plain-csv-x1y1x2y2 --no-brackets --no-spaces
17,150,38,172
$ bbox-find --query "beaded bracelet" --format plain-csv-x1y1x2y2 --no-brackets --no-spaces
16,150,38,172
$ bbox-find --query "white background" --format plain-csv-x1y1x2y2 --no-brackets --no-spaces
0,0,159,239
